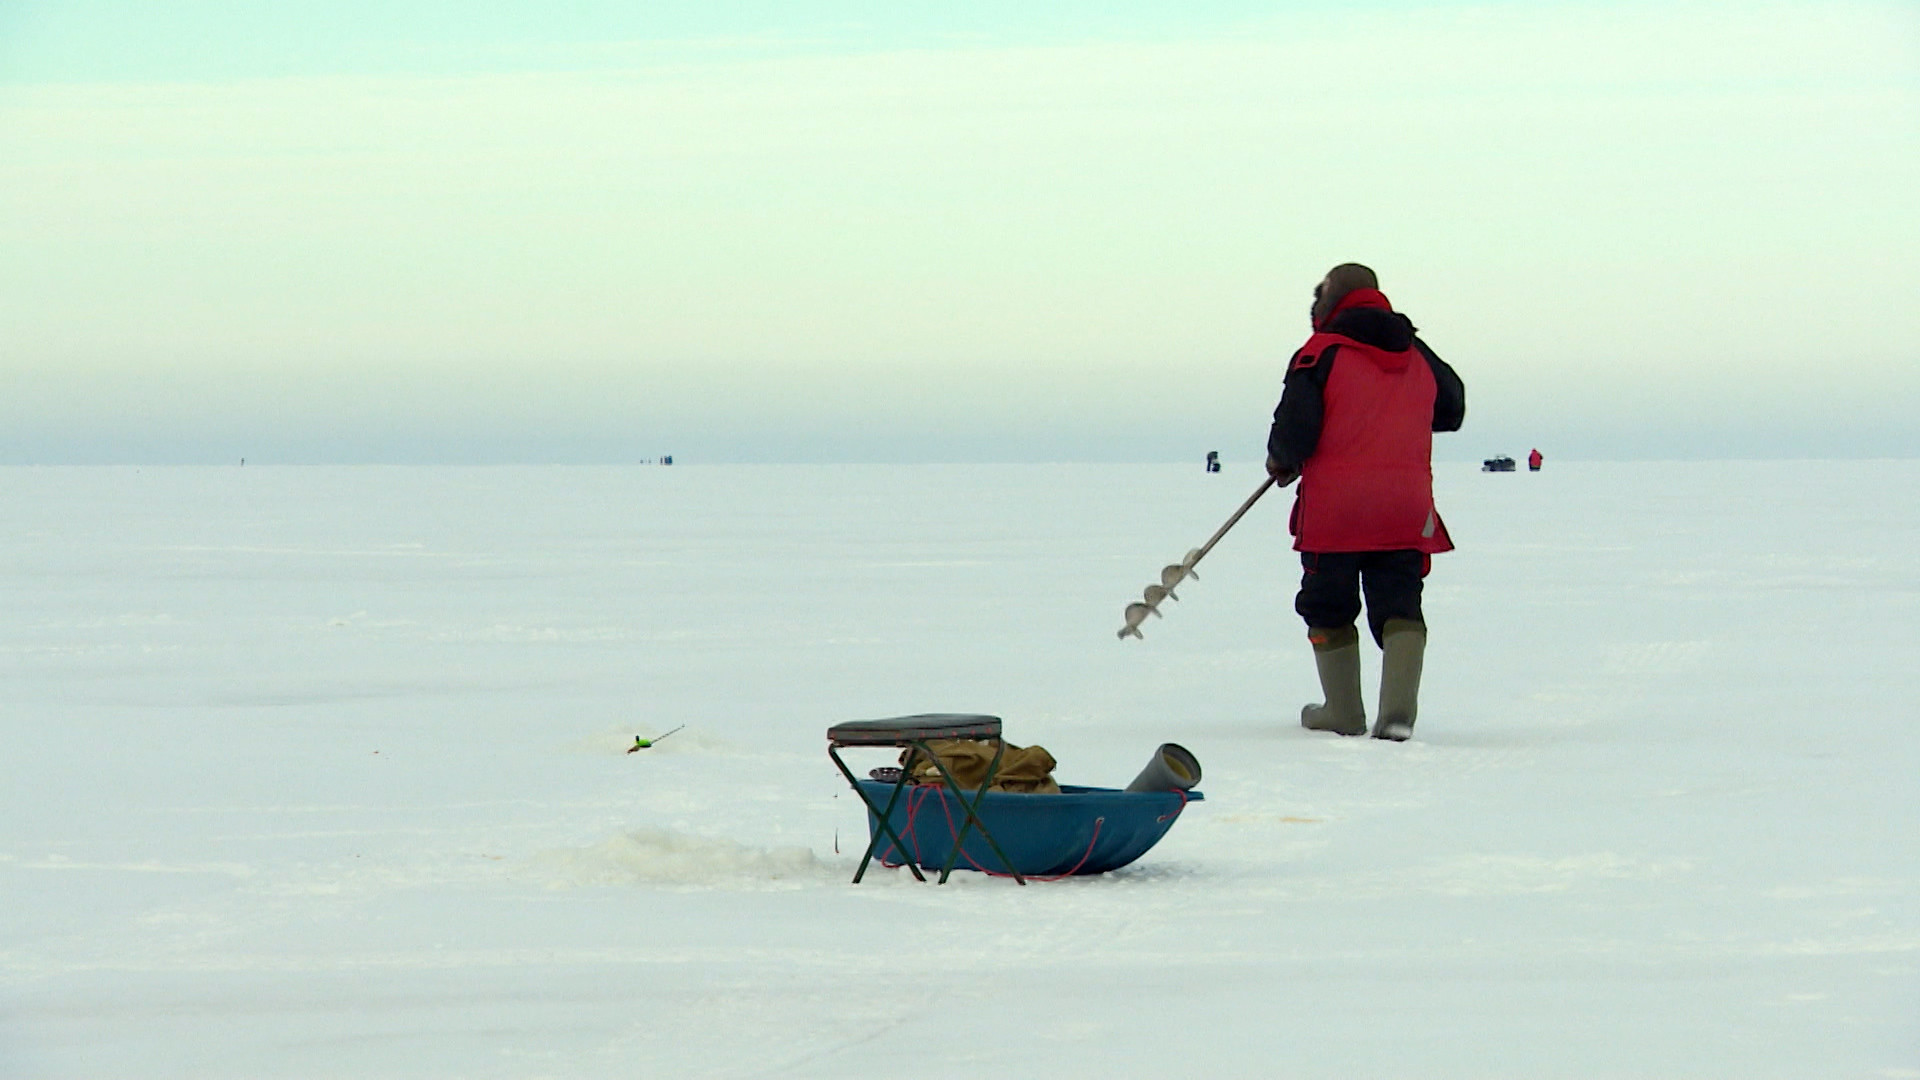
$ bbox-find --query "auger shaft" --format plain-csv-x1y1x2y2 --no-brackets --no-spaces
1118,475,1278,640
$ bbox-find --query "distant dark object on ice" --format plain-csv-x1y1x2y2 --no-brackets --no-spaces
1205,450,1221,473
661,455,674,465
1482,455,1516,472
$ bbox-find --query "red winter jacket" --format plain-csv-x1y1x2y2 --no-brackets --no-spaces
1285,289,1454,554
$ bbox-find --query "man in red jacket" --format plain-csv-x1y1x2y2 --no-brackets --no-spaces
1266,264,1465,741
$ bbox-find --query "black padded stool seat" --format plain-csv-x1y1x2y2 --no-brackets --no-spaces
826,713,1001,746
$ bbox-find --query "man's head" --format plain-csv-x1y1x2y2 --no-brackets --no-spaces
1310,263,1379,327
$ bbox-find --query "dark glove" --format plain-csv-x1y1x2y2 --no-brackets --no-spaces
1266,456,1300,487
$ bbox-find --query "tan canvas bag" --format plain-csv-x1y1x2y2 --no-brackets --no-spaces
900,739,1060,794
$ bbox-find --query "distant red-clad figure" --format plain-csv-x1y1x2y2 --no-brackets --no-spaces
1528,448,1543,472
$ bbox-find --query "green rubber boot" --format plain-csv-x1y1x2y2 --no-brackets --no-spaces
1373,618,1426,742
1301,625,1367,737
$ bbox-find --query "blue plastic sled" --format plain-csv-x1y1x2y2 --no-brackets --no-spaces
856,781,1202,878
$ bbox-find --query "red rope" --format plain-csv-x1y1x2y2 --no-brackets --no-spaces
1011,817,1104,882
876,785,935,870
1155,788,1190,823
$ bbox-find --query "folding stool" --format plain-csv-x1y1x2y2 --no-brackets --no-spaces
826,713,1027,885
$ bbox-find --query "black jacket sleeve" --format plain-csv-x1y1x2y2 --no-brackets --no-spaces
1417,337,1465,432
1267,347,1333,469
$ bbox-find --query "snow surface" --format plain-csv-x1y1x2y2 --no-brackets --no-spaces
2,461,1916,1079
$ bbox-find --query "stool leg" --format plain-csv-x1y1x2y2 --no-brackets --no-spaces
921,739,1027,886
828,745,925,883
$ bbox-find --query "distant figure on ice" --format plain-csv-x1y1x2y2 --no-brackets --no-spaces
1205,451,1221,473
1265,263,1465,741
1528,448,1542,471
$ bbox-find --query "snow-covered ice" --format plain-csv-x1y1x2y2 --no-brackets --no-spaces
2,461,1916,1078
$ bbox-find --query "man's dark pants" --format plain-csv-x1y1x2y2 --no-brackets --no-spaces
1295,550,1427,646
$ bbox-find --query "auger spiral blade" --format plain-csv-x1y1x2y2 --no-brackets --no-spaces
1114,477,1276,643
1117,600,1160,640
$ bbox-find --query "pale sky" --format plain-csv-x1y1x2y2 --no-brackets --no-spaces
3,1,1916,463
